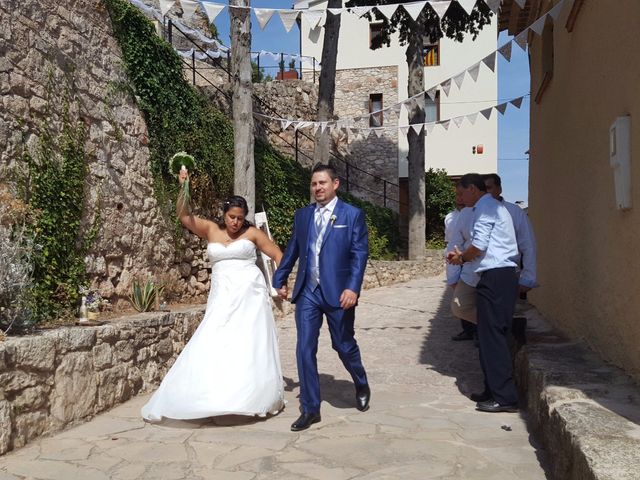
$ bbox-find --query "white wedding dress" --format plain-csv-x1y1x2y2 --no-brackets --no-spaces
141,239,285,421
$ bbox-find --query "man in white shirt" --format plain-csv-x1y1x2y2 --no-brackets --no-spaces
447,174,520,413
445,184,477,341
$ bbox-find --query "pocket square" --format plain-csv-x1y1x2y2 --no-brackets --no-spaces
333,224,348,229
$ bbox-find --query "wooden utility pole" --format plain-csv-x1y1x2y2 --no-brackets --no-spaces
229,0,255,219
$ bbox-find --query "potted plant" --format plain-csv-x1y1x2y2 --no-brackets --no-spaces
79,286,109,321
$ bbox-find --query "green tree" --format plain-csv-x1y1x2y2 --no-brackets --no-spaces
425,168,455,248
251,61,265,83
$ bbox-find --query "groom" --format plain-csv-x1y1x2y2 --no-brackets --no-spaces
273,164,371,431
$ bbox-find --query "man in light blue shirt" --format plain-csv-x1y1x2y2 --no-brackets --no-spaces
447,173,520,413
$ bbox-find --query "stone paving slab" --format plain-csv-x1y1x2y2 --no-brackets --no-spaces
0,275,549,479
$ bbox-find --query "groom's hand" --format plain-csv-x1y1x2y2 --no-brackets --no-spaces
340,289,358,310
276,285,288,300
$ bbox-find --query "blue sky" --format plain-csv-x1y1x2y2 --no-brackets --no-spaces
213,2,531,203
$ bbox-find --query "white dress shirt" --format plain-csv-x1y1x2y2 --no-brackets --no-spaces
445,207,479,286
310,196,338,285
502,200,538,288
470,194,518,274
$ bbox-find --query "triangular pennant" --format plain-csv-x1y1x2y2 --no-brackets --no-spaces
279,10,300,32
302,9,324,29
394,104,403,114
514,31,528,51
485,0,501,14
530,15,547,35
254,8,276,30
426,88,437,101
453,116,465,127
467,112,478,124
159,0,176,16
201,2,225,22
496,102,508,115
283,120,292,130
376,4,399,20
350,6,373,17
180,0,199,22
498,42,512,61
400,126,410,136
403,1,427,21
362,129,372,139
480,108,492,120
327,7,343,15
482,52,496,72
457,0,477,15
425,123,435,134
374,128,384,138
428,0,452,19
440,79,452,96
411,123,423,134
514,0,526,8
468,62,481,82
548,1,564,20
511,96,524,109
453,71,466,89
440,120,451,131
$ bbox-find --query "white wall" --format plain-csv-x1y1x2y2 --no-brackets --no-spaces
297,0,498,178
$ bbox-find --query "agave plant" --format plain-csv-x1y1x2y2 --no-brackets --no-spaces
128,279,164,313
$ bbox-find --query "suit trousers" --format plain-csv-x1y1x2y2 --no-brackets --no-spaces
295,283,368,414
476,267,519,405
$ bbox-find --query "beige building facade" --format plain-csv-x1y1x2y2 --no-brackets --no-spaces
501,0,640,379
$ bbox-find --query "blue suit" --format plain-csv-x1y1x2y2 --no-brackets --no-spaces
273,198,369,414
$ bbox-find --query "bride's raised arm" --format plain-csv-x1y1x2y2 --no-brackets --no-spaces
176,168,213,240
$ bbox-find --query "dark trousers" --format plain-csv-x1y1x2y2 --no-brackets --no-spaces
461,319,477,334
476,267,519,405
294,284,368,414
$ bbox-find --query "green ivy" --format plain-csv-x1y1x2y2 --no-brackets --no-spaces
425,168,455,244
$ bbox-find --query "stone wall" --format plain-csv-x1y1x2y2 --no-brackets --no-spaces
0,256,444,455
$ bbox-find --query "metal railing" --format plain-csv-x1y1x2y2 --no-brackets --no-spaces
166,19,403,209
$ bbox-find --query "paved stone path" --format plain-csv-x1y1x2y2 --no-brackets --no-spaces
0,275,549,479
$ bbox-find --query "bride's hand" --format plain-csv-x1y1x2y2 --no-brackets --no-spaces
178,167,189,185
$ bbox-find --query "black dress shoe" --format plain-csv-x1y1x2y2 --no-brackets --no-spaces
475,399,518,413
356,385,371,412
469,391,492,402
451,330,475,341
291,412,321,431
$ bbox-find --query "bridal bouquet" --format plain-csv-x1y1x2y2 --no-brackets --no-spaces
169,152,196,203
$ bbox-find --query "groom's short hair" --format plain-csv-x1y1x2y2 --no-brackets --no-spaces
312,163,338,181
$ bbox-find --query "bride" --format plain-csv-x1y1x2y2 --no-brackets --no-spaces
141,169,285,421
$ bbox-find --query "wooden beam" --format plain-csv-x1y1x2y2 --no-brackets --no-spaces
566,0,585,32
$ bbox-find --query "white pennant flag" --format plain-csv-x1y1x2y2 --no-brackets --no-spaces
327,7,343,15
511,96,524,109
374,128,384,138
399,126,410,136
457,0,477,15
453,71,466,89
411,123,423,134
530,15,547,35
426,88,437,101
428,0,452,19
440,79,452,96
394,104,403,114
440,120,451,131
279,10,300,32
548,1,564,20
351,6,373,17
482,52,496,72
302,9,324,29
376,4,399,20
201,2,225,23
425,123,435,134
180,0,199,22
496,102,508,115
467,112,478,124
403,1,428,21
453,116,465,127
254,8,276,30
480,107,492,120
283,120,292,130
514,0,526,8
514,31,527,51
468,62,481,82
498,42,512,61
485,0,501,14
159,0,176,16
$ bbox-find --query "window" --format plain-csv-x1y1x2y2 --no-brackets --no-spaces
369,93,383,127
423,41,440,67
425,91,440,123
369,23,383,48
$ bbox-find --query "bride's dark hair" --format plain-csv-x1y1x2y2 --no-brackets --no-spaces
217,195,253,230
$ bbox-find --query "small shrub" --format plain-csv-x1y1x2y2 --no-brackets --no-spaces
128,278,165,312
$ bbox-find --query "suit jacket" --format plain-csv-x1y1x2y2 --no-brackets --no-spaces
272,198,369,307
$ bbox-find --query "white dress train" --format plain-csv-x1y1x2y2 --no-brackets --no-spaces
141,239,285,421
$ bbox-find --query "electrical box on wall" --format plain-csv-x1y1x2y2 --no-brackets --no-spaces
609,115,632,210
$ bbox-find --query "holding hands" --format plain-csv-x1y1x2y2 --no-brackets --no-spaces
446,245,464,266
